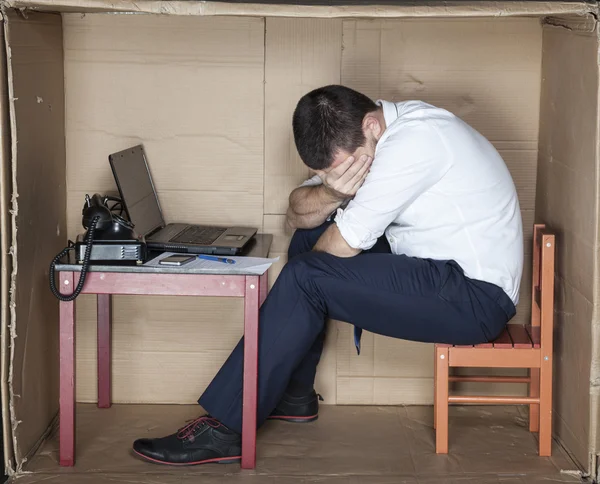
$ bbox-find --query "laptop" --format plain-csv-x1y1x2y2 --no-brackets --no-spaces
109,145,257,255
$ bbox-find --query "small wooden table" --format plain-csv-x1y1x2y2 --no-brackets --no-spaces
54,234,272,469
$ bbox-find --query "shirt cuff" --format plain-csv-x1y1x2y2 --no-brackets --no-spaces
299,174,323,188
335,207,378,250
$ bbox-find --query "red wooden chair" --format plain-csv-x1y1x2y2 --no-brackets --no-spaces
434,224,555,456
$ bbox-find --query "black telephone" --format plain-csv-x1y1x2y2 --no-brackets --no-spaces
49,193,147,301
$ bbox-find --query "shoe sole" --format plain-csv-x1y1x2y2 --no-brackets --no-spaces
133,449,241,466
267,414,318,423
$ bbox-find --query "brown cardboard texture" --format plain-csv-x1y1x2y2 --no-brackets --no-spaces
4,10,66,471
536,18,600,470
16,404,586,483
3,0,597,18
62,13,265,407
2,1,600,482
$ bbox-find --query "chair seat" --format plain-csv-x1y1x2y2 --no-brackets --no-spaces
437,324,541,349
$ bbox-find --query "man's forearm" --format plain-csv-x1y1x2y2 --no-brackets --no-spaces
286,185,346,230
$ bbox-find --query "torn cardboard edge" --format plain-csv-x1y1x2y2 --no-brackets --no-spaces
589,0,600,466
0,9,13,477
3,0,598,18
2,8,20,475
544,13,598,32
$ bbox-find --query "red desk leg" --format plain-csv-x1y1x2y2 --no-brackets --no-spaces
241,275,259,469
259,272,268,307
59,272,76,467
97,294,112,409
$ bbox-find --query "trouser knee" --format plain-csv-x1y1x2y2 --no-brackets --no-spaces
288,231,313,259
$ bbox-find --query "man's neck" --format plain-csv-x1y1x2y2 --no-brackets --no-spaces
375,107,387,141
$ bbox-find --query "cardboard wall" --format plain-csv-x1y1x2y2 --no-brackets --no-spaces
263,17,342,400
536,19,599,470
62,14,543,406
5,12,66,466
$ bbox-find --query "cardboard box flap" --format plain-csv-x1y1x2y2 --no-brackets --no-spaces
0,13,15,475
536,19,600,472
3,10,66,470
3,0,598,18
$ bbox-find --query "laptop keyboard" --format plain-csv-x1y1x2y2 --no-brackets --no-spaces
170,226,226,245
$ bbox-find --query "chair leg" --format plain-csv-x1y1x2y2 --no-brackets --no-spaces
539,358,553,456
433,347,437,430
529,368,540,432
435,346,449,454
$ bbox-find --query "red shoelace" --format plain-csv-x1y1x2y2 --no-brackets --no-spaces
177,416,221,440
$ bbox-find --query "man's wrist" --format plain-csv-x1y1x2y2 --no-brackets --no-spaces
320,184,347,204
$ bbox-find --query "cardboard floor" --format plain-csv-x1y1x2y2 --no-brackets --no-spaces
12,404,584,483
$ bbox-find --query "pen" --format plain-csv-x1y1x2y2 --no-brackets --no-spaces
197,254,236,264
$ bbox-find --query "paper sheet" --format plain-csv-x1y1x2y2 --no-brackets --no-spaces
144,252,279,275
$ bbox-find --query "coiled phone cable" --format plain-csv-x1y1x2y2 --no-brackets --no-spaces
49,216,99,302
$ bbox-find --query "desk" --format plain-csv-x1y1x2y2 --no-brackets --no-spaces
55,234,272,469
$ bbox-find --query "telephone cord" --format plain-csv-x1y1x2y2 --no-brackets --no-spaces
49,216,99,301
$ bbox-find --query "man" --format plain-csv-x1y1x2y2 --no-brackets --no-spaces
132,85,523,465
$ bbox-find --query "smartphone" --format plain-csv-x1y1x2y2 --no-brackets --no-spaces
159,254,195,266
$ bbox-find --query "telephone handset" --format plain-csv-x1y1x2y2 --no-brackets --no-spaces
49,193,146,301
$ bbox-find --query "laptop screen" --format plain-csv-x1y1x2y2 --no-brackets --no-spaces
109,145,165,237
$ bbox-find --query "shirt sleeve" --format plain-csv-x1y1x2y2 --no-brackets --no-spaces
335,124,451,250
299,174,323,188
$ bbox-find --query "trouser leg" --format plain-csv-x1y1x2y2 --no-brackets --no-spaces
285,221,332,391
286,221,391,390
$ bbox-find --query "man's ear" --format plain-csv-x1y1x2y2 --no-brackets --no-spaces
362,114,382,140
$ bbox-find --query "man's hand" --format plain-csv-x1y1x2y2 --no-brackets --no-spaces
286,154,372,230
316,154,372,201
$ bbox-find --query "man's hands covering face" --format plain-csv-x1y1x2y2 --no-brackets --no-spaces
317,154,372,201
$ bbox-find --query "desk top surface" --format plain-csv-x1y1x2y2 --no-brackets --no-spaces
55,234,274,276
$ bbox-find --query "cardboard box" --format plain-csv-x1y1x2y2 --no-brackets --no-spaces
0,0,599,480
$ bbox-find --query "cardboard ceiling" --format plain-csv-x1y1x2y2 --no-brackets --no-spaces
2,0,597,17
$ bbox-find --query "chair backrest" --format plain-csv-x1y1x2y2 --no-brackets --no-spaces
530,224,556,351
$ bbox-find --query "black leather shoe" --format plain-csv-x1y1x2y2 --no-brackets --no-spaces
268,390,322,423
133,416,241,466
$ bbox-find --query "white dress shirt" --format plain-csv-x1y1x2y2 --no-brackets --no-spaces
301,100,523,304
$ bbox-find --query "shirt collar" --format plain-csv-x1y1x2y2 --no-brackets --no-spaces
376,100,399,129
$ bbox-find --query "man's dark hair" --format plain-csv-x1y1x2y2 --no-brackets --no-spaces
292,85,378,170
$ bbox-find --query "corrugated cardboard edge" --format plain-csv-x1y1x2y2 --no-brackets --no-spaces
545,14,598,32
589,15,600,482
1,8,20,474
0,10,14,476
2,0,598,17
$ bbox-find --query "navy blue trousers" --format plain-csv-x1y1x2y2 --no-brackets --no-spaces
199,221,516,433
